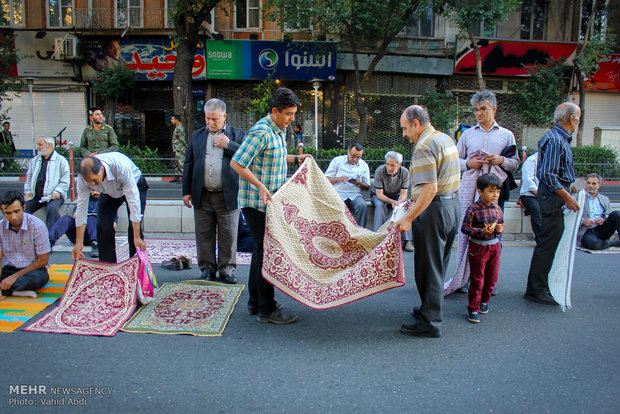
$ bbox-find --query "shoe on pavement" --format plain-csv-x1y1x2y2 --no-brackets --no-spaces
402,241,414,252
201,269,217,281
400,323,440,338
467,311,480,323
179,256,192,269
248,303,282,315
257,308,298,324
479,303,489,314
524,292,558,305
491,286,498,296
220,273,238,284
90,241,99,258
162,257,182,270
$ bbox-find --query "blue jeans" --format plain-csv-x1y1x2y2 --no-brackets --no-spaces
1,266,49,296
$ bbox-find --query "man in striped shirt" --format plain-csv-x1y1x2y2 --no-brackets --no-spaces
396,105,460,338
525,102,581,305
231,87,311,324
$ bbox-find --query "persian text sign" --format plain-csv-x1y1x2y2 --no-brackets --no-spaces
584,54,620,92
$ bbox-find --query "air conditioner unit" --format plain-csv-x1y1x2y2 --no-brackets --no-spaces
54,36,80,60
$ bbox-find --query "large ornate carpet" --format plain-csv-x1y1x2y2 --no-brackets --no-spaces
121,281,244,336
23,257,140,336
116,239,252,265
0,265,71,333
264,158,405,309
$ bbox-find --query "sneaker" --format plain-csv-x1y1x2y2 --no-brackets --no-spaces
90,241,99,258
257,308,298,324
402,241,414,252
479,303,489,314
467,311,480,323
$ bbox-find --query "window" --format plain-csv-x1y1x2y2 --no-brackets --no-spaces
472,20,496,38
116,0,142,28
0,0,24,27
520,0,546,40
235,0,260,30
404,6,433,37
48,0,73,28
580,0,608,41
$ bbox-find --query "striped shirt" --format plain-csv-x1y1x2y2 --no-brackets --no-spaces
586,193,605,221
0,213,51,268
536,124,575,191
461,199,504,241
232,114,288,212
410,126,460,200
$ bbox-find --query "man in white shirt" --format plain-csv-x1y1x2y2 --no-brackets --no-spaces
325,142,371,227
578,173,620,250
519,152,542,239
72,152,149,263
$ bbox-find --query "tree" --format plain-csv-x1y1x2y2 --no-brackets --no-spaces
437,0,519,90
267,0,422,144
169,0,220,134
92,64,136,129
0,31,23,122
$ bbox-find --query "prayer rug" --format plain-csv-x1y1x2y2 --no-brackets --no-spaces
116,239,252,266
0,265,71,333
121,281,244,337
548,190,585,311
23,257,140,336
263,158,406,309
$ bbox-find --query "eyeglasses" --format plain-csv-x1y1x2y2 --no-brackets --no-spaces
473,106,491,113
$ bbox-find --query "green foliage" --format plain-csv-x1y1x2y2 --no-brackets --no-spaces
0,32,23,122
572,145,620,178
93,64,136,99
251,77,278,118
575,32,616,77
0,143,21,173
510,59,570,127
419,89,461,133
436,0,519,34
118,142,167,174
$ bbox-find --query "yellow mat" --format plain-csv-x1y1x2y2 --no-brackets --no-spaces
0,264,71,332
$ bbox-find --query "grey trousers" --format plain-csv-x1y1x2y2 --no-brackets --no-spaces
371,195,412,240
194,190,239,276
413,197,459,332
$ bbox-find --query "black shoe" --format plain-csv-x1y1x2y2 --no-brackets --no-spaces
90,241,99,258
467,311,480,323
257,308,298,324
524,292,558,305
162,258,182,270
201,269,217,281
179,256,192,269
220,273,238,284
411,307,422,320
400,323,440,338
491,286,498,296
248,303,282,315
479,303,489,314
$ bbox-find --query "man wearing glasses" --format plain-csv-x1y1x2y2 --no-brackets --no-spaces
325,142,371,228
446,90,520,295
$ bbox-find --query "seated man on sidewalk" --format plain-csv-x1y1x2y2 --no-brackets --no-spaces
371,151,413,251
0,191,50,300
325,142,371,227
49,190,106,258
578,173,620,250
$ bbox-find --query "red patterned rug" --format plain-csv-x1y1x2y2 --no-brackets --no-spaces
264,158,406,309
121,281,244,336
23,257,140,336
116,239,252,265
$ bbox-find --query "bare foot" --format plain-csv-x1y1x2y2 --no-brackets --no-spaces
13,290,37,298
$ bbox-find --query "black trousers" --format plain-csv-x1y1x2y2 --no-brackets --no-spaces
97,176,148,263
520,195,543,240
581,211,620,250
526,183,565,296
242,207,277,315
412,197,459,333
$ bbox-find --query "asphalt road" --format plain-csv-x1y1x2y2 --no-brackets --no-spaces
1,242,619,413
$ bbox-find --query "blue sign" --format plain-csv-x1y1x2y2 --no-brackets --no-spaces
251,41,337,81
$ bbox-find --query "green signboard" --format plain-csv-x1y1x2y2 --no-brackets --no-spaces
206,41,247,79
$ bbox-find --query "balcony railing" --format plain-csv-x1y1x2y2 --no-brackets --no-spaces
73,8,174,30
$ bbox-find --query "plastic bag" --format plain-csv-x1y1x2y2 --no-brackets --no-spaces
136,248,158,305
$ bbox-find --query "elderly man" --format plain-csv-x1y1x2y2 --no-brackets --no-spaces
24,137,70,230
577,173,620,250
80,106,119,157
396,105,460,338
525,102,581,305
0,191,50,300
170,114,186,182
72,152,148,263
448,90,520,294
183,99,245,283
371,151,413,251
519,151,542,239
231,87,312,324
325,142,371,227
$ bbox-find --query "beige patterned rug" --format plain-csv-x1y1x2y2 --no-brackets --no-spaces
263,158,406,309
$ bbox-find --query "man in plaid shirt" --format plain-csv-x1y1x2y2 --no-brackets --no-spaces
231,87,311,324
0,191,51,300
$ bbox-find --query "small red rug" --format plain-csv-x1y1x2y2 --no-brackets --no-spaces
23,257,140,336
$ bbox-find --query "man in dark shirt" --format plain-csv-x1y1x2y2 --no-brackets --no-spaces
524,102,581,305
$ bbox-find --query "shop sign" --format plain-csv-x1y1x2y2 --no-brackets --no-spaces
584,54,620,92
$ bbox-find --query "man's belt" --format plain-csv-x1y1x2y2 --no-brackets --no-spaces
433,192,458,201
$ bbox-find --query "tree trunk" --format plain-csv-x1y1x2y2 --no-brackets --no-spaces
354,90,368,145
468,29,486,90
172,37,197,137
575,69,586,147
103,96,117,130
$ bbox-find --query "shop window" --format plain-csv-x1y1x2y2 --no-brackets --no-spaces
0,0,24,27
404,6,433,38
116,0,142,28
520,0,546,40
235,0,260,30
48,0,73,28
